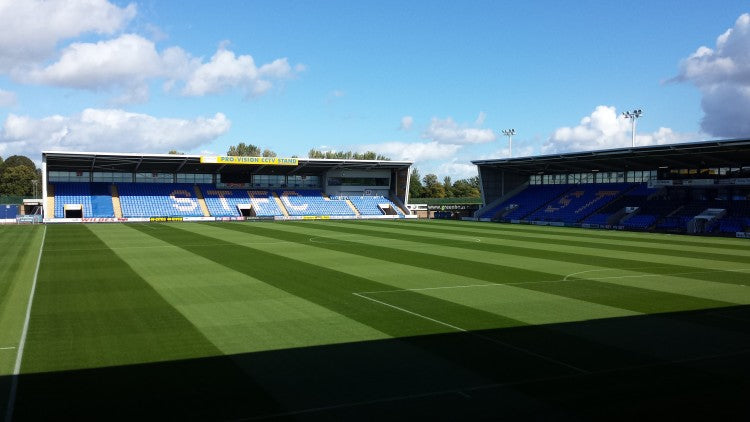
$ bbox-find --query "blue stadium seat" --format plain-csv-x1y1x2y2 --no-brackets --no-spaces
582,183,660,226
117,183,203,217
332,195,404,216
527,183,628,223
481,184,571,220
199,186,283,217
53,182,114,218
278,190,356,216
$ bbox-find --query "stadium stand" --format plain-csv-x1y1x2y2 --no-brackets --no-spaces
117,183,204,218
583,183,661,226
481,184,571,220
332,195,404,216
53,182,114,218
719,201,750,232
526,183,629,223
471,139,750,237
278,190,356,216
622,199,677,230
200,186,284,217
49,182,410,219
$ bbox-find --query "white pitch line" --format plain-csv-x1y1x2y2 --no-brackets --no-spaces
5,224,46,422
563,266,672,281
0,347,16,351
352,292,465,332
352,292,588,374
356,267,750,295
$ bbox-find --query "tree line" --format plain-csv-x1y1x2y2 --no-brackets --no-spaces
409,168,480,199
307,149,390,161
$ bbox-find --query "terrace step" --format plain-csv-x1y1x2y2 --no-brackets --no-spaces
111,184,123,218
345,199,361,216
272,192,289,217
193,185,211,217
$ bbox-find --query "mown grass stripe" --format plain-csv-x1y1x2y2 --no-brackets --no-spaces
290,220,750,287
13,224,284,419
350,220,750,263
221,222,563,284
0,226,40,322
408,219,750,250
219,221,734,314
3,225,44,422
129,224,526,334
131,223,613,379
24,225,226,372
178,222,640,327
184,222,741,373
87,223,390,355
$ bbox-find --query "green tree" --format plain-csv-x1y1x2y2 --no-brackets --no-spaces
227,143,263,156
168,150,184,155
451,178,481,197
443,176,452,198
1,155,34,171
0,165,37,196
423,173,446,198
409,168,424,198
262,148,277,157
354,151,390,160
307,149,390,160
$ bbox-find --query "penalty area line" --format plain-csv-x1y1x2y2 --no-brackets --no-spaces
4,224,46,422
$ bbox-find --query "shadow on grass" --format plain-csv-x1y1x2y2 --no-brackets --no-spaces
4,305,750,421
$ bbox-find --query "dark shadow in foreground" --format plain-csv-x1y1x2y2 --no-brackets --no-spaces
3,305,750,421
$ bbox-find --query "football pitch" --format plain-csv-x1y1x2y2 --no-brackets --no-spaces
2,220,750,419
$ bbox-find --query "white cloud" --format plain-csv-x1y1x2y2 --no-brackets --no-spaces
21,34,165,97
181,45,296,97
435,161,478,180
485,145,535,159
399,115,413,131
674,13,750,137
0,109,230,158
423,116,496,144
16,34,299,103
0,88,16,107
542,106,695,154
0,0,136,70
352,141,461,162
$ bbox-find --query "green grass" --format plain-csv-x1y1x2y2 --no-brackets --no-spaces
0,225,43,375
3,220,750,419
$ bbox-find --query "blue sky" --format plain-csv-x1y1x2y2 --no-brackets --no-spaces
1,1,749,179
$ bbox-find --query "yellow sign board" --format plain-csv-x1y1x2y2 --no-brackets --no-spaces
200,156,299,166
